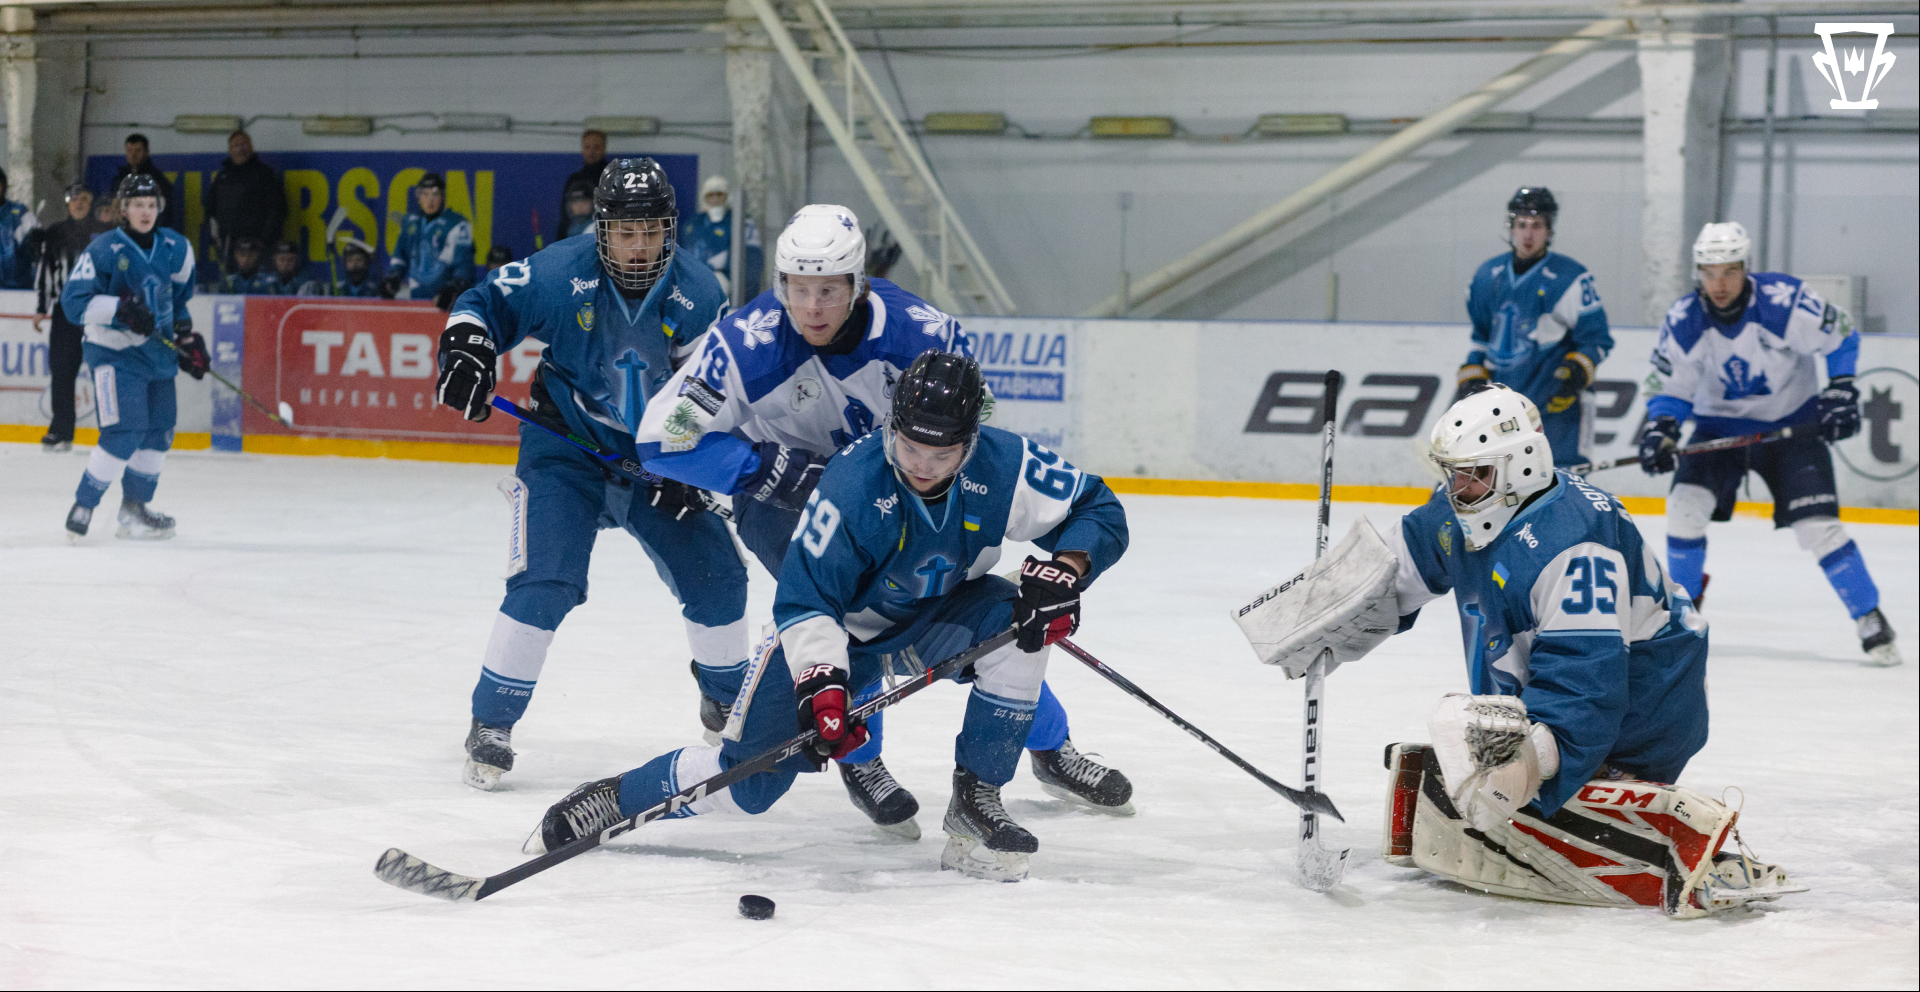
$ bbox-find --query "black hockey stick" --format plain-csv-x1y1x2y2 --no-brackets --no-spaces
374,628,1019,902
153,334,296,426
1298,369,1350,891
489,395,733,520
1054,638,1341,820
1569,427,1795,475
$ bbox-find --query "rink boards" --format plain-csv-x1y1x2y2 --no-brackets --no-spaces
1,291,1914,512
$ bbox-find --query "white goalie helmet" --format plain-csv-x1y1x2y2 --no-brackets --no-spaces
1427,384,1555,552
775,204,868,307
1693,221,1751,268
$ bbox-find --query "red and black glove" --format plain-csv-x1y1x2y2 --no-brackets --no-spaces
1013,555,1082,653
795,663,868,764
171,316,210,380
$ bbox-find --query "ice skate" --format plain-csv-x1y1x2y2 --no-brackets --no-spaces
1693,850,1808,913
940,766,1037,881
1858,608,1901,667
64,502,91,544
115,499,175,540
692,660,726,746
41,432,72,453
1029,738,1135,815
839,756,921,840
462,718,515,791
524,775,624,855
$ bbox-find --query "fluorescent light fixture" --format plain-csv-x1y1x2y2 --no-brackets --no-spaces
1254,113,1348,136
173,114,243,134
923,112,1007,135
438,113,511,132
1090,116,1175,139
302,116,375,136
1469,112,1532,131
584,115,660,136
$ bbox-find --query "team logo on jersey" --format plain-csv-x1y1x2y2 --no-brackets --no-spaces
117,255,130,271
1719,355,1772,401
668,285,696,311
733,308,781,348
1761,281,1798,309
789,376,823,413
1514,522,1539,549
570,276,599,296
575,303,595,333
905,304,952,340
660,399,705,451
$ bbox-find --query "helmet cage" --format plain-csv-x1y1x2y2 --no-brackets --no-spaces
596,216,676,293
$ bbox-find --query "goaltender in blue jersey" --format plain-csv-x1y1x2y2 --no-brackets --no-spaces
636,203,1138,834
434,158,744,793
523,353,1129,882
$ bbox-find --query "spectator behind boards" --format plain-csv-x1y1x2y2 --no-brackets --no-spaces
34,183,112,451
555,128,609,242
0,166,42,289
384,172,474,309
560,180,593,240
219,236,274,294
203,130,287,273
329,239,384,297
677,174,760,301
111,133,183,233
478,244,514,283
259,240,317,296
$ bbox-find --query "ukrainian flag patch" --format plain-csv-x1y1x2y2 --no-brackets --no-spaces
963,514,981,532
1492,562,1510,588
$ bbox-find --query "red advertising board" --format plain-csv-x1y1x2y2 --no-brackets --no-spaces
241,298,544,444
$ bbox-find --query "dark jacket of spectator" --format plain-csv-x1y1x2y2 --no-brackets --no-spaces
34,213,110,314
205,154,287,255
556,158,608,242
110,160,183,233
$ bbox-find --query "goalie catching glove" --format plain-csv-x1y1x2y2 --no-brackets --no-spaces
1233,516,1400,678
1428,693,1559,832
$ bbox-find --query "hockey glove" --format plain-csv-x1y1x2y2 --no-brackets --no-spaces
743,442,827,512
1818,375,1861,443
115,293,157,338
795,663,868,764
1638,415,1682,475
379,272,406,299
433,278,472,313
436,323,497,422
645,475,710,522
172,317,210,380
1452,365,1492,403
1545,353,1595,415
1014,555,1082,653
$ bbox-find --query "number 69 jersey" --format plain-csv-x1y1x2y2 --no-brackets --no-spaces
773,426,1129,663
1388,472,1710,815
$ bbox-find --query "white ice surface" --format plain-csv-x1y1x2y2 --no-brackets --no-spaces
1,445,1915,989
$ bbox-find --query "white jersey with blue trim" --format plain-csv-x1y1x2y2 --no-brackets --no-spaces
634,277,974,493
1646,273,1858,434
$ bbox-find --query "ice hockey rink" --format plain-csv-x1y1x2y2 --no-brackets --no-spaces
2,445,1913,988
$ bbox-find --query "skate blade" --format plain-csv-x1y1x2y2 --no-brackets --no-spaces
114,525,175,541
1038,780,1136,817
462,758,505,792
1296,838,1351,892
66,531,84,545
875,817,921,842
1864,644,1903,668
1700,880,1810,911
374,848,484,902
521,826,548,856
939,834,1029,882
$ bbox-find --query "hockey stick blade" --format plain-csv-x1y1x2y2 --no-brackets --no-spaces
1055,639,1340,820
373,629,1017,902
373,848,486,902
1296,836,1351,893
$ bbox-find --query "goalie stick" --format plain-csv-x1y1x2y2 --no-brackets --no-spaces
374,628,1018,902
1055,638,1340,819
1298,369,1351,892
1567,426,1795,475
489,395,733,520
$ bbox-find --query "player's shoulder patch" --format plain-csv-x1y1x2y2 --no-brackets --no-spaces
1661,295,1706,353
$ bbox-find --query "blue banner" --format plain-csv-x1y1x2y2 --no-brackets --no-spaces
86,150,699,284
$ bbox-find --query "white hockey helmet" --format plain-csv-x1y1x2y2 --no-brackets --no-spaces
776,204,867,307
1427,384,1554,552
700,175,729,201
1693,222,1750,268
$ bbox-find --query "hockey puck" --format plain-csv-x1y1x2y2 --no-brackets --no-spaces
738,894,775,920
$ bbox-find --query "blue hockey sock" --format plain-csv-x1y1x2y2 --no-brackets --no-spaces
954,686,1038,786
619,750,691,818
74,470,112,509
1817,541,1881,619
121,468,160,504
837,680,886,766
692,659,748,707
1024,681,1070,752
471,668,537,727
1667,535,1707,602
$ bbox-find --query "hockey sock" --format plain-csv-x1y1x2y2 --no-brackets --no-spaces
75,448,129,509
121,449,167,503
1817,541,1881,620
687,618,751,702
1024,681,1070,752
835,680,886,766
619,745,792,818
954,687,1038,786
471,611,556,727
1667,535,1707,602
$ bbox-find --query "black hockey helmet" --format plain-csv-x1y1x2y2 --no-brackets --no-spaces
890,352,986,449
417,172,447,191
233,235,264,254
1507,186,1558,225
594,157,677,292
486,244,513,266
116,171,166,212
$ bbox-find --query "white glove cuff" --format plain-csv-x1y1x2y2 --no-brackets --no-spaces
1530,721,1560,780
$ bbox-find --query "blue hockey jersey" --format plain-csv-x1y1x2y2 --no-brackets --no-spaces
1464,250,1612,408
0,200,39,289
635,278,974,494
61,226,196,379
446,234,729,455
678,207,762,300
1389,471,1710,813
390,209,475,301
1645,274,1857,436
774,425,1129,666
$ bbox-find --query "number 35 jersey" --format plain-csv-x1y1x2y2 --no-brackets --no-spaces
1387,471,1710,814
773,426,1129,663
